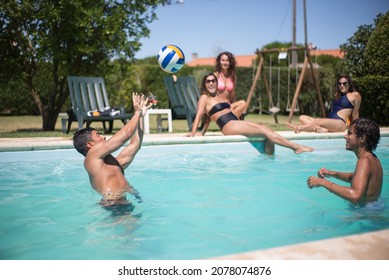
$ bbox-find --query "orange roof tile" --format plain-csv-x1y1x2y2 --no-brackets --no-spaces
186,49,343,67
186,57,216,67
311,49,344,58
186,54,257,67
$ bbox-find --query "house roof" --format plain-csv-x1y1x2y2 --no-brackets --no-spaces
311,49,344,58
186,49,344,67
186,55,256,67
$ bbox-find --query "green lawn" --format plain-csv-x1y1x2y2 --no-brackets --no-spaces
0,113,296,137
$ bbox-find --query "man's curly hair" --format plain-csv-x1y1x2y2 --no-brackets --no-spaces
351,119,380,152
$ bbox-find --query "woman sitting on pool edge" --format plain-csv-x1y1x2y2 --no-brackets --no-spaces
287,74,361,133
189,73,313,155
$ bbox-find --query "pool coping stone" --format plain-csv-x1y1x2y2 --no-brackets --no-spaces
1,128,388,152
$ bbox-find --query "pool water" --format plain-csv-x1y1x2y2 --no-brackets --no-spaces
0,137,388,260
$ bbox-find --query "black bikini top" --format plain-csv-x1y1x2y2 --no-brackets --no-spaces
209,102,230,116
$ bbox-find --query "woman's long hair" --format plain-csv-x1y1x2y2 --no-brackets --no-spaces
215,51,236,83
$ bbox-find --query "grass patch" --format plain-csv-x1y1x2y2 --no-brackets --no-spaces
0,113,296,138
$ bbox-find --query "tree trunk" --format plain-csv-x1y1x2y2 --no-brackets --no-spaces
41,109,59,131
27,70,68,131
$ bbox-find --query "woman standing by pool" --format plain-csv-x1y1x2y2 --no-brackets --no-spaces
190,73,313,155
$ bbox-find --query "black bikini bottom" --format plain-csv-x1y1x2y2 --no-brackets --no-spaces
216,112,239,130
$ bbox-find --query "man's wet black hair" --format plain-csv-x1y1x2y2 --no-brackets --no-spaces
73,127,95,156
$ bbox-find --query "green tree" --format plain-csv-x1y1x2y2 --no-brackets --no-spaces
364,11,389,76
260,41,305,67
340,13,384,77
135,56,157,65
0,0,167,130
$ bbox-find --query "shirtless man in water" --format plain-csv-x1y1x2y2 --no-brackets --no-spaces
307,118,383,207
73,93,150,207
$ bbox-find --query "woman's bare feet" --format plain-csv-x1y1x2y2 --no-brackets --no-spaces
294,145,314,154
288,123,329,133
287,122,301,134
313,126,329,133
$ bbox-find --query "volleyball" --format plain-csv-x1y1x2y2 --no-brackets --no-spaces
157,44,185,73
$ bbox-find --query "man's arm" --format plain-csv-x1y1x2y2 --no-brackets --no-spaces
308,159,369,203
116,94,149,169
97,94,143,156
318,168,353,182
116,120,143,170
88,93,145,162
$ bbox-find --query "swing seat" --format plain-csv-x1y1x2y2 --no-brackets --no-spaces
269,106,280,114
286,106,299,112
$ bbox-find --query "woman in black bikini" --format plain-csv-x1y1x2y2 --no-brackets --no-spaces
189,73,313,155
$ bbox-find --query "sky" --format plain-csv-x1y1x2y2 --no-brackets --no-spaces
135,0,389,62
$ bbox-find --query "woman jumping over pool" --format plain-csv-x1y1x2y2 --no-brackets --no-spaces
189,73,313,155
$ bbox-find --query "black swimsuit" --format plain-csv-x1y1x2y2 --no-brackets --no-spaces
208,102,239,130
208,102,230,116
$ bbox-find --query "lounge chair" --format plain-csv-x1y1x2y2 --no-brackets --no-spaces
163,76,200,131
66,76,132,134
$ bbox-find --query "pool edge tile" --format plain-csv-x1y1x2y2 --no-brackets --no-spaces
209,228,389,260
1,129,388,152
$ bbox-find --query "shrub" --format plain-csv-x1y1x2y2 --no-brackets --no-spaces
354,75,389,126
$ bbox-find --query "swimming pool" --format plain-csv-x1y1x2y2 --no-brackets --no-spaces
0,137,388,260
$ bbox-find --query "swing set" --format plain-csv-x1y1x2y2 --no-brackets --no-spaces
244,0,326,124
244,45,325,124
253,50,299,116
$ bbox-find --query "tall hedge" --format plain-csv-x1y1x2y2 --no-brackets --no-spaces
354,75,389,126
364,11,389,76
3,63,388,127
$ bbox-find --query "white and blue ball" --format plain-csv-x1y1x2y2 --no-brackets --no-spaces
157,44,185,73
